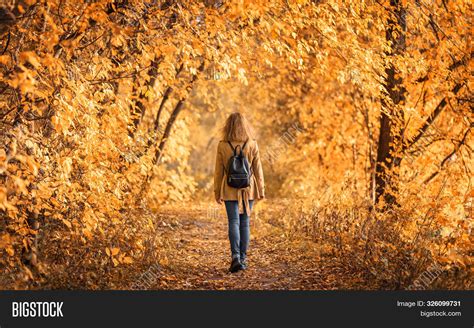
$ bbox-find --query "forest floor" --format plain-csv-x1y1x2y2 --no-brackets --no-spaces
144,200,360,290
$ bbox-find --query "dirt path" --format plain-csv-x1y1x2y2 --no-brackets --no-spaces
148,201,342,290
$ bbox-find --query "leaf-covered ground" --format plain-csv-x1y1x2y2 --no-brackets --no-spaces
142,201,361,290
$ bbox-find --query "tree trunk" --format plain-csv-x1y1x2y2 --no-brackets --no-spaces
152,99,185,165
152,62,204,165
148,63,184,147
128,56,161,138
375,0,406,205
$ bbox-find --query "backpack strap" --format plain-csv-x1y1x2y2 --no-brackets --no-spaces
228,140,249,156
227,141,237,155
239,140,248,156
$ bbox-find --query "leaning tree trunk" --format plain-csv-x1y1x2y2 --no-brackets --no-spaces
375,0,406,205
152,62,205,166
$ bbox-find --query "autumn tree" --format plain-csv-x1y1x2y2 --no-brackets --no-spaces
0,0,471,289
375,0,406,205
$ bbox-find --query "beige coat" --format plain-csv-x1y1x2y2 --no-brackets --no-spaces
214,139,265,213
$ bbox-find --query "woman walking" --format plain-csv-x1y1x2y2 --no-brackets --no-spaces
214,112,265,273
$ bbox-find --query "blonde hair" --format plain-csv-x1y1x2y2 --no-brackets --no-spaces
222,112,254,142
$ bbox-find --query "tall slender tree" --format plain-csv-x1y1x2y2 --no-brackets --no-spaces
375,0,407,205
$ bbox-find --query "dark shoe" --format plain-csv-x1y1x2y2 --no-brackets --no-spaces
241,258,248,270
229,258,243,273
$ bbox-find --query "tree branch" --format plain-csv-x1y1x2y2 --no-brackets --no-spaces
423,126,472,184
150,63,184,141
128,56,163,138
152,62,204,166
404,82,464,151
1,30,10,55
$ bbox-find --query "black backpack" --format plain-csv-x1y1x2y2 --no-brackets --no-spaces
226,140,252,189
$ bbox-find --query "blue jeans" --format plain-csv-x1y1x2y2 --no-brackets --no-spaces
224,200,254,261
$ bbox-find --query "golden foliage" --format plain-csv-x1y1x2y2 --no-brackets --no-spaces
0,0,471,289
